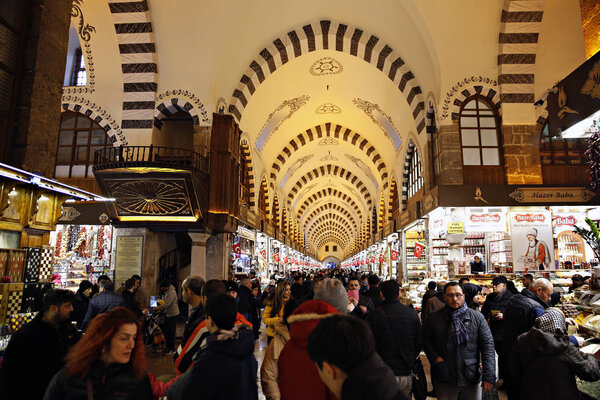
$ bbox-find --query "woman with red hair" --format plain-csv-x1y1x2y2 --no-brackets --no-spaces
43,307,152,400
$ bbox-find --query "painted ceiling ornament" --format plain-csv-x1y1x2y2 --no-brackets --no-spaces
352,98,402,149
310,57,343,76
256,95,310,151
318,137,339,146
316,103,342,114
111,180,190,215
320,152,338,162
345,153,378,189
440,76,498,121
63,0,96,93
280,155,313,188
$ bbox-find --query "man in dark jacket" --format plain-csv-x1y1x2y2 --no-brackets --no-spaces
181,275,206,345
369,280,421,399
307,314,406,400
166,294,258,400
421,280,437,311
423,282,495,399
364,274,383,307
122,277,144,318
70,280,93,328
348,276,375,318
0,289,75,400
237,277,264,339
481,275,513,379
82,278,124,329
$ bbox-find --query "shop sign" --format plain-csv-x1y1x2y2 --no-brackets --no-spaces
391,250,398,261
466,212,506,232
414,242,425,259
509,187,595,203
509,211,554,271
272,247,280,262
447,222,464,234
553,215,577,227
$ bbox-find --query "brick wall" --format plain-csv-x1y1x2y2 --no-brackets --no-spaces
502,124,543,184
437,124,464,185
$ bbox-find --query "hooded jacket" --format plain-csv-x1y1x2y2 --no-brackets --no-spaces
166,326,258,400
278,300,339,400
260,320,290,400
157,285,179,317
509,327,599,400
43,361,152,400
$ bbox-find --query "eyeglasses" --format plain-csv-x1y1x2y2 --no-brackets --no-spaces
445,293,464,298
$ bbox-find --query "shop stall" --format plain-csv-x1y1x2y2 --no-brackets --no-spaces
232,225,256,276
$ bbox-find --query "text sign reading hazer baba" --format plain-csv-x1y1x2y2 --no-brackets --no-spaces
509,187,595,203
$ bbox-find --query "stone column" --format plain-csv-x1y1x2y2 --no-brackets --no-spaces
188,232,211,279
437,123,464,185
206,233,231,280
193,126,211,157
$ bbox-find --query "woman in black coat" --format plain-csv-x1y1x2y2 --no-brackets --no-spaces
71,280,93,329
510,308,600,400
44,307,152,400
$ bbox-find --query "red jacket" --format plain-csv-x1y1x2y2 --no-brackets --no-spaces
278,300,339,400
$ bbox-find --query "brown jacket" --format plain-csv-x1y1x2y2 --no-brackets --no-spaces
260,320,290,400
421,293,444,323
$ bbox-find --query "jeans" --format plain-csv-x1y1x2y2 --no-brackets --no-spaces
164,315,177,351
395,375,412,400
434,380,482,400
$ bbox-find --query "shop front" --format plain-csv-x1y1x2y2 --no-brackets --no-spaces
232,225,256,277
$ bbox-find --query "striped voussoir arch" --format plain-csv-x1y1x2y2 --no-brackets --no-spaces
269,122,388,191
272,195,281,225
388,179,399,221
306,213,356,238
228,20,426,133
314,231,348,247
310,222,352,243
240,140,255,207
425,99,437,134
450,85,501,120
61,103,123,145
401,140,417,209
302,203,360,232
154,98,202,129
108,0,158,137
287,164,373,207
498,0,546,103
297,189,364,219
258,177,270,218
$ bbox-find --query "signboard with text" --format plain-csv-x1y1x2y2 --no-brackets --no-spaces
115,236,143,286
466,212,507,232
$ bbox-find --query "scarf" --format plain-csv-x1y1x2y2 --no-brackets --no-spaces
534,307,567,335
202,324,250,350
446,303,470,348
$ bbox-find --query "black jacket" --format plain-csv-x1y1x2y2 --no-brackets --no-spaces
423,307,496,387
364,286,384,308
341,353,406,400
166,327,258,400
122,290,142,318
0,314,76,400
501,288,548,361
470,260,486,273
509,328,600,400
71,291,90,329
481,289,514,342
183,304,205,345
368,299,422,376
461,283,482,309
43,361,152,400
237,285,263,328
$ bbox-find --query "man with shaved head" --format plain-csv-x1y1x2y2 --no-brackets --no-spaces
502,278,581,399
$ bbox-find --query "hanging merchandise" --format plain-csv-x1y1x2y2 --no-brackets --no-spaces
391,250,398,261
378,254,384,263
414,242,425,259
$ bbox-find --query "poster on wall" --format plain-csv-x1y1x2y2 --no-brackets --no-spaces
115,236,143,286
509,211,554,271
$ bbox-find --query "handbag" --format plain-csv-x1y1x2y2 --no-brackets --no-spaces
377,306,428,400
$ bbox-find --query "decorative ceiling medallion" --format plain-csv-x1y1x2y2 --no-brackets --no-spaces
319,138,339,146
352,98,402,149
257,95,310,151
316,103,342,114
111,181,190,215
310,57,343,76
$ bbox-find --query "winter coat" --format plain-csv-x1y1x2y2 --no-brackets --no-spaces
423,306,496,387
157,285,179,317
510,327,600,400
278,300,339,400
421,292,445,323
43,361,152,400
71,291,90,329
260,321,290,400
238,285,263,330
263,301,285,338
82,290,124,329
481,289,514,342
364,286,384,308
368,299,422,376
341,353,406,400
0,314,76,400
461,283,482,309
421,289,437,311
182,304,205,345
166,327,258,400
501,288,548,362
122,289,143,318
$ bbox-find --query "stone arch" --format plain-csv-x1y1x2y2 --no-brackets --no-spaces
310,222,352,243
450,84,501,121
269,123,389,190
302,203,360,233
240,139,255,207
272,195,280,226
425,95,438,134
388,177,400,221
153,95,211,129
306,213,356,240
498,0,545,104
401,139,417,208
228,19,425,133
108,0,158,137
258,177,270,218
296,189,364,220
287,164,372,207
61,102,125,145
305,210,358,237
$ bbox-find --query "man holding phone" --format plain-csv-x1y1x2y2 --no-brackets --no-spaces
348,276,374,317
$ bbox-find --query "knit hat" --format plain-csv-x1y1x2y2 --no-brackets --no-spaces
534,307,566,335
526,228,538,238
314,278,348,314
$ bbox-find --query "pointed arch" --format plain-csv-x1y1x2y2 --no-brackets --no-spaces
240,139,255,207
258,177,270,219
389,178,400,221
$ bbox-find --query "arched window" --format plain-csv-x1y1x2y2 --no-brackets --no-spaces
55,112,114,178
459,96,504,183
539,123,587,165
407,148,423,198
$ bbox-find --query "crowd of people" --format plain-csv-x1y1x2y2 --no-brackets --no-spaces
0,269,598,400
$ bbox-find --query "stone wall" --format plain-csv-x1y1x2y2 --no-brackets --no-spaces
436,123,464,185
206,232,231,279
10,0,71,177
502,124,543,184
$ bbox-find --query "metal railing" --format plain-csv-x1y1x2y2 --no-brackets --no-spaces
93,145,209,175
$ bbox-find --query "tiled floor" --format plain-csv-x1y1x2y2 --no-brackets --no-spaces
147,325,506,400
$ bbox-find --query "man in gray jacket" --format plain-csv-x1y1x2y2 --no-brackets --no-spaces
157,280,180,354
423,282,495,400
